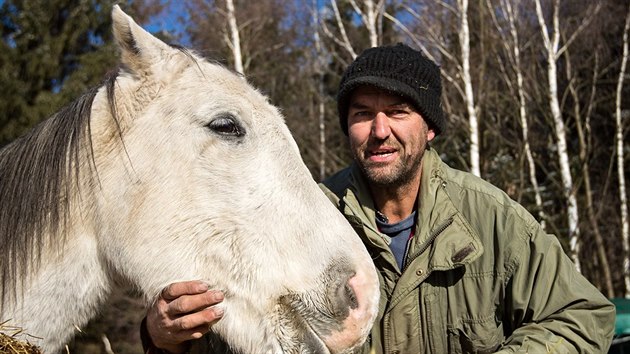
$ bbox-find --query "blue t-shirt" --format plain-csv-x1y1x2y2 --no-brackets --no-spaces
376,211,416,270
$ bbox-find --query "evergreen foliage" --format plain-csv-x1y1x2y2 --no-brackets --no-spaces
0,0,120,147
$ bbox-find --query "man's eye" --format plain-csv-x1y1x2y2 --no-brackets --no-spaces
389,110,410,118
206,114,245,137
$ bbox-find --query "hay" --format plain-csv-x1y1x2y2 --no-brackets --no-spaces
0,322,42,354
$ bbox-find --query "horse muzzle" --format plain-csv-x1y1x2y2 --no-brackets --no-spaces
277,262,379,354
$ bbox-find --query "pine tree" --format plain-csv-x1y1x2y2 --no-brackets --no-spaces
0,0,164,147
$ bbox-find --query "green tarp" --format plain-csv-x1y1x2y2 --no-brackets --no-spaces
613,298,630,336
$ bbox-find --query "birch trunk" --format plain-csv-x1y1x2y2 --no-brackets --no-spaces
458,0,480,177
618,4,630,297
314,2,327,180
225,0,244,75
501,0,546,228
327,0,357,58
535,0,581,271
349,0,385,48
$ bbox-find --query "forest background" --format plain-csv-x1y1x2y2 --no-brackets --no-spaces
1,0,629,352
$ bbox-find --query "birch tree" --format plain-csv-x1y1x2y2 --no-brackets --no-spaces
457,0,480,177
313,0,327,180
348,0,385,48
618,3,630,297
225,0,244,75
534,0,583,271
321,0,358,59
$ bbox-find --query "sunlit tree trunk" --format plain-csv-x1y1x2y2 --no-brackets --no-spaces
458,0,480,177
314,0,327,180
535,0,581,271
510,7,544,229
618,3,630,297
349,0,385,48
225,0,243,75
324,0,357,58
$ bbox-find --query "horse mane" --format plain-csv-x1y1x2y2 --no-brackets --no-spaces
0,71,119,306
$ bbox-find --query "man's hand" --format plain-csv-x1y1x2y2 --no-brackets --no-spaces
145,280,225,354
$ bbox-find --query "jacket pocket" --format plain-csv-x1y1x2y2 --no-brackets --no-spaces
447,320,503,354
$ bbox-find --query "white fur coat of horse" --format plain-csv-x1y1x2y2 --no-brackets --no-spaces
0,6,379,354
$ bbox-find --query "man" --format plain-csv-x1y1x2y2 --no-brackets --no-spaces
142,44,615,353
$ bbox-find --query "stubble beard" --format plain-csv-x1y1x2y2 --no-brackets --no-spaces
353,140,426,189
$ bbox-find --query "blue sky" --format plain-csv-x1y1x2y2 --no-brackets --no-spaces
0,0,191,44
144,2,191,45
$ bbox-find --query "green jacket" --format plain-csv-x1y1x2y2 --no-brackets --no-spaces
320,148,615,354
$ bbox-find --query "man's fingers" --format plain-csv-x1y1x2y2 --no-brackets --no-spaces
169,307,225,341
145,282,225,353
165,290,225,317
161,280,209,301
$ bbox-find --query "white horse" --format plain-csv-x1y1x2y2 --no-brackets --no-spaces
0,6,379,353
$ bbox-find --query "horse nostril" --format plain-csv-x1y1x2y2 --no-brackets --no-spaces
343,275,359,310
329,272,359,319
320,266,379,354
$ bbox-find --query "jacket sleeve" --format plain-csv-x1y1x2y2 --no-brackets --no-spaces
496,221,615,353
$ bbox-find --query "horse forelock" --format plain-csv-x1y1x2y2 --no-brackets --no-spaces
0,72,121,307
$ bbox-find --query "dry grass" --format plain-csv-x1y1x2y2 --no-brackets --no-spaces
0,322,42,354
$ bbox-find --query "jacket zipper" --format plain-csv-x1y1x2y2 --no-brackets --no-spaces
383,218,452,354
402,217,453,272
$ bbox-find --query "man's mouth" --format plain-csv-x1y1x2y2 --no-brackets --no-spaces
367,147,397,162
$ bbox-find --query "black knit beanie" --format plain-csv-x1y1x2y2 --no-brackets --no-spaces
337,43,445,136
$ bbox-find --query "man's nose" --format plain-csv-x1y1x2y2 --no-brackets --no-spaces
371,112,391,139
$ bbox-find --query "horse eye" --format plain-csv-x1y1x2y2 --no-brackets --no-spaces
207,114,245,137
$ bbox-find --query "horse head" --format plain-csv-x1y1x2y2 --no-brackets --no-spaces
0,6,379,353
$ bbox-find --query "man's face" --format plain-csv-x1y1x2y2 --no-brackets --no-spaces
347,86,435,188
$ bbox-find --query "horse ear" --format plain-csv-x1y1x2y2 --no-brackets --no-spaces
111,5,172,73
